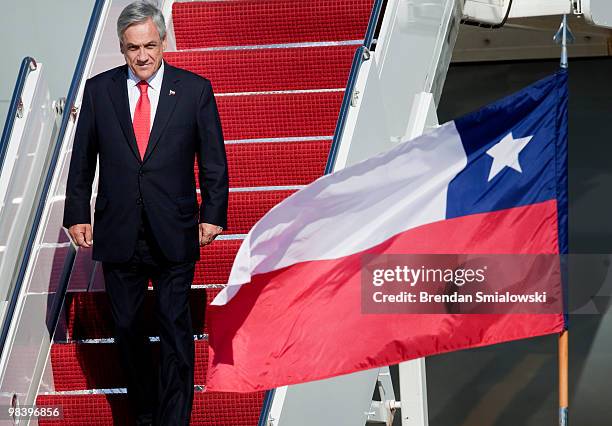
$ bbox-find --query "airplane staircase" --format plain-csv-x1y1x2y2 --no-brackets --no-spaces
35,1,375,424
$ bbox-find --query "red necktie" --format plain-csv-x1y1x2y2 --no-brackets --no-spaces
133,80,150,159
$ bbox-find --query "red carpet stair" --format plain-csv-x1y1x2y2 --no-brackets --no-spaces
37,0,373,424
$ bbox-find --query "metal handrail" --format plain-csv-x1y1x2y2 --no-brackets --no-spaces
0,57,38,181
325,0,386,174
364,0,385,48
0,0,107,361
257,388,276,426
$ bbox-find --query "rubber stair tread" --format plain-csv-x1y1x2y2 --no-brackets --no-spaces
64,288,222,340
36,391,265,425
164,45,355,93
193,190,297,235
49,340,208,391
217,91,343,140
199,140,331,188
221,190,296,235
172,0,374,49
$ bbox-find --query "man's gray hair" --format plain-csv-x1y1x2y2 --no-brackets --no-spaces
117,1,166,42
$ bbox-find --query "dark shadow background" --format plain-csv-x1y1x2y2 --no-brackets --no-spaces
384,58,612,426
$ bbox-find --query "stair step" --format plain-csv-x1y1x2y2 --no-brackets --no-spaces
183,190,297,234
164,45,355,94
64,288,222,340
196,240,242,284
195,140,331,189
224,140,331,187
172,0,373,50
226,140,330,187
49,340,209,391
223,189,295,234
37,391,265,425
218,91,343,140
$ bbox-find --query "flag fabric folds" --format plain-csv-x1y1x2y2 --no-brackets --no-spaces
206,71,568,392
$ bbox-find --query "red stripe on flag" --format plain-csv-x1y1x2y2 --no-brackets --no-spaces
206,200,564,392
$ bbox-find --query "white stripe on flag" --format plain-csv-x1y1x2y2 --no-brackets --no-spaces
214,122,467,305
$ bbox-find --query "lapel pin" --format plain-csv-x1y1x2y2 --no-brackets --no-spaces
169,89,176,96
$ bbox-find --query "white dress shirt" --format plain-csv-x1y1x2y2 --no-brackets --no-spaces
127,61,164,130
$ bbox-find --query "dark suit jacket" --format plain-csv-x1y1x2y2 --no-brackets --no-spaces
62,61,229,263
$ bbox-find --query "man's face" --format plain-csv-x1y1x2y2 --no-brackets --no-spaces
120,18,166,81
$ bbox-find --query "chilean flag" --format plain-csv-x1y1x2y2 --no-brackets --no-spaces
206,71,568,392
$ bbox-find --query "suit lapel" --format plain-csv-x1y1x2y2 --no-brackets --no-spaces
143,62,180,163
108,66,141,163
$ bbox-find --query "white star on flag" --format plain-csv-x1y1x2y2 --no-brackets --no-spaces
486,132,533,182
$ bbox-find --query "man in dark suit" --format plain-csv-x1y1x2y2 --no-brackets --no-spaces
62,2,228,424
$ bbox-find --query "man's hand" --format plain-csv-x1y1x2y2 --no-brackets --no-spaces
68,224,93,248
199,223,223,246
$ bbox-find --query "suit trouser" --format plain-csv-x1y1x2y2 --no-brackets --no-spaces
102,209,195,426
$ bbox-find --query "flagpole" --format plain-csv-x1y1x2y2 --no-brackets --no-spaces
554,14,574,70
553,15,571,426
559,330,568,425
559,14,568,69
